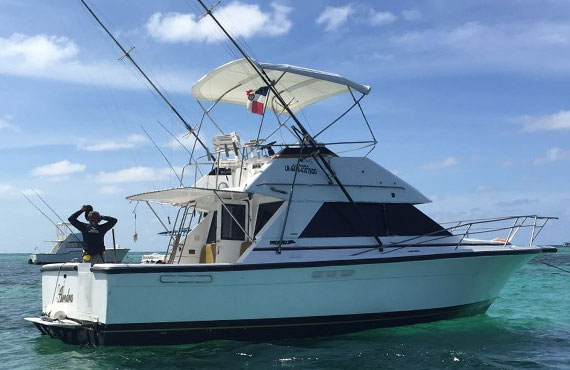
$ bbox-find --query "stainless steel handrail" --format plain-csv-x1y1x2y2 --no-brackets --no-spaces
388,215,558,248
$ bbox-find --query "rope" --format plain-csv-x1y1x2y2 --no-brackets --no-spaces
538,261,570,275
50,265,64,305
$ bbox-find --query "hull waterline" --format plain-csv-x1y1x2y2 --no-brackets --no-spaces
29,299,493,346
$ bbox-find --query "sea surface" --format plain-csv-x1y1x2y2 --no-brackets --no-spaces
1,251,569,370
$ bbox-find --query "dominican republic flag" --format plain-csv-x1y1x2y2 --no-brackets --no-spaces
246,86,269,115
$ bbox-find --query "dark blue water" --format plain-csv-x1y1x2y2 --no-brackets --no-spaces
1,251,569,369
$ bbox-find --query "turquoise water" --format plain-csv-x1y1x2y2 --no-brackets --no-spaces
1,251,569,369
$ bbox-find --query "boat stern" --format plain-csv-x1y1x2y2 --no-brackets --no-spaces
26,262,107,344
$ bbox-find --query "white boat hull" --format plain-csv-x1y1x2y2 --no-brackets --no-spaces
27,248,545,345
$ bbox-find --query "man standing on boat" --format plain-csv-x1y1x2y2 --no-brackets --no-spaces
68,205,117,265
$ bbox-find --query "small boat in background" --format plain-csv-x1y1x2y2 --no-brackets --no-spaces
141,252,166,264
28,223,129,265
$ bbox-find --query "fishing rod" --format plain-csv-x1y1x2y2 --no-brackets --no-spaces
31,190,83,244
78,0,215,163
21,193,82,244
140,124,183,185
156,120,193,157
195,0,383,249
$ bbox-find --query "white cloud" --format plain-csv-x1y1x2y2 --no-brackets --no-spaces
369,10,397,26
80,134,147,151
502,159,513,168
0,184,44,199
402,9,422,21
533,147,570,165
391,22,486,51
146,2,292,43
94,166,172,184
428,194,444,202
384,21,570,76
0,33,78,68
316,5,354,31
31,160,86,177
496,198,538,208
422,156,459,170
99,185,122,195
475,185,495,193
0,33,195,93
0,184,17,199
21,188,44,196
167,131,209,152
0,115,20,133
518,110,570,132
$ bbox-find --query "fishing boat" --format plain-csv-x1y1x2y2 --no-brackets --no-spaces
27,223,129,265
25,1,558,345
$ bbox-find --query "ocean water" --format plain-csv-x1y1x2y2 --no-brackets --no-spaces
1,251,569,370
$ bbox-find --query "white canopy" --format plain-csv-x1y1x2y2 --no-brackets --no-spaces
191,59,371,113
127,187,250,208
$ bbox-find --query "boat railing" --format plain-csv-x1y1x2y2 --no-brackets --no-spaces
388,215,558,249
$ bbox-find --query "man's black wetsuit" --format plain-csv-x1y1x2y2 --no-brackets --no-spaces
68,210,117,258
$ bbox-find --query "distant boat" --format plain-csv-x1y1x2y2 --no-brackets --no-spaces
141,252,166,264
27,223,129,265
563,242,570,248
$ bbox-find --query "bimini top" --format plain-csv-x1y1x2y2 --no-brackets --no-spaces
127,187,250,208
191,58,371,113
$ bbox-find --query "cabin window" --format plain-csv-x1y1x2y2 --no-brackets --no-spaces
383,203,449,237
221,205,246,240
66,242,83,248
206,211,217,243
254,201,284,236
299,202,450,238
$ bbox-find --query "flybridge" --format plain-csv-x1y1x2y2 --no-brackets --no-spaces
190,57,377,155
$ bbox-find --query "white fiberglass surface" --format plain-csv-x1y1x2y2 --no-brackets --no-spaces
191,59,370,113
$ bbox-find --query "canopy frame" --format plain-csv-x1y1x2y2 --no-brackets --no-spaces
186,59,378,187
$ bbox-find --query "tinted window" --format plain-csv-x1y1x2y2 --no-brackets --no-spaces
384,203,449,237
299,202,449,238
254,201,283,236
206,211,217,243
221,205,246,240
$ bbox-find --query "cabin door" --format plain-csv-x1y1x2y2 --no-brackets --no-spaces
216,202,248,263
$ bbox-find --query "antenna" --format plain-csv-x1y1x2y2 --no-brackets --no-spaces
78,0,215,162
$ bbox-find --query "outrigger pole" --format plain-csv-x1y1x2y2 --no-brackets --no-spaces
196,0,383,250
78,0,216,162
21,193,83,245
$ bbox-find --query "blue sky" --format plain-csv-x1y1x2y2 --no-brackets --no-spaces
1,0,569,253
